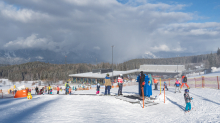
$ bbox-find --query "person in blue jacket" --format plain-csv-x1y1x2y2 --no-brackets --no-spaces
136,71,152,97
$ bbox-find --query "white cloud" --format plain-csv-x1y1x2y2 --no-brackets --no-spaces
0,0,220,63
4,34,58,50
93,46,100,50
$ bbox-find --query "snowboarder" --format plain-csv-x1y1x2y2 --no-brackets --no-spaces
174,78,181,93
181,75,190,89
118,74,123,95
96,83,100,94
162,82,168,91
153,78,158,90
184,89,193,112
104,73,111,95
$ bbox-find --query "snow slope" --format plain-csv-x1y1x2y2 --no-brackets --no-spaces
0,84,220,123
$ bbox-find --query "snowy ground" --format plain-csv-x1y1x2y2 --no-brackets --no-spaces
0,84,220,123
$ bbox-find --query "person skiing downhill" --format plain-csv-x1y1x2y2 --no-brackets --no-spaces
174,78,181,93
118,74,123,96
184,89,193,112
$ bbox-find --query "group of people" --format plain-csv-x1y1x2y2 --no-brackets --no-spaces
96,73,124,96
152,74,193,112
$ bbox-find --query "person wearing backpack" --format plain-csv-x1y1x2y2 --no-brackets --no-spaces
174,78,181,93
104,74,111,95
181,75,190,89
184,89,193,112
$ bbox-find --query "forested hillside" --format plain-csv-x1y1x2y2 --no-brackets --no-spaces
1,48,220,81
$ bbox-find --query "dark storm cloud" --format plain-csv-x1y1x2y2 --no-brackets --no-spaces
0,0,220,62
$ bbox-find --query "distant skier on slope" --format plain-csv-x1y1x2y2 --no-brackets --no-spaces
96,83,100,94
184,89,193,112
181,75,190,89
174,78,181,93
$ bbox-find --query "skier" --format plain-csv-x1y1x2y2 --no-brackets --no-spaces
153,78,158,90
174,78,181,93
69,87,71,95
184,89,193,112
48,84,51,94
96,83,100,94
57,86,60,94
181,75,190,89
35,86,39,95
162,82,168,91
118,74,123,96
104,73,111,95
65,82,70,95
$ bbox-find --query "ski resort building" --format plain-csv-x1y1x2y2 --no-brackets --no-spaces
68,65,186,84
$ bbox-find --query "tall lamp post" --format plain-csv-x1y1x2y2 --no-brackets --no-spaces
112,45,114,82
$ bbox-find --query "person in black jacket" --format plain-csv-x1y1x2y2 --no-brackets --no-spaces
96,83,100,94
139,71,145,96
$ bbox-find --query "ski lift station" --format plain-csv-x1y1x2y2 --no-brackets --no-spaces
69,65,185,84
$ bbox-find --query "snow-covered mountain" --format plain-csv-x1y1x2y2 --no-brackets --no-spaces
0,49,103,65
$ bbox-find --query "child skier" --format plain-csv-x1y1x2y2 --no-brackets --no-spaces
96,83,100,94
162,82,168,91
69,87,71,95
174,78,181,93
184,89,193,112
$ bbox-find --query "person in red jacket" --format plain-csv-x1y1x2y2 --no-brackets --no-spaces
153,78,158,90
181,75,190,89
118,74,124,95
57,86,60,94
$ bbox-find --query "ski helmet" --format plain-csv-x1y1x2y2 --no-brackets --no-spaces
185,89,189,93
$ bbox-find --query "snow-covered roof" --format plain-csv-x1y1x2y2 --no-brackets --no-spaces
69,69,139,79
69,68,179,79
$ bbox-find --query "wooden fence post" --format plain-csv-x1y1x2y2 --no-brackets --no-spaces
169,78,170,86
217,76,219,90
202,76,204,88
194,78,196,88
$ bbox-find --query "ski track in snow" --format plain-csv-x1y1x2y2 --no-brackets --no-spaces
0,85,220,123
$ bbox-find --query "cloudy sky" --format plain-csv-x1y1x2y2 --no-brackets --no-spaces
0,0,220,63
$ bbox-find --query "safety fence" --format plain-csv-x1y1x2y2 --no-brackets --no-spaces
161,76,220,89
0,90,15,99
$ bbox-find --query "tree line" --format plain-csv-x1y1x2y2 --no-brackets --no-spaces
0,49,220,81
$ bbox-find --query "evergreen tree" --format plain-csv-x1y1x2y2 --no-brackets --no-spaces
217,47,220,55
